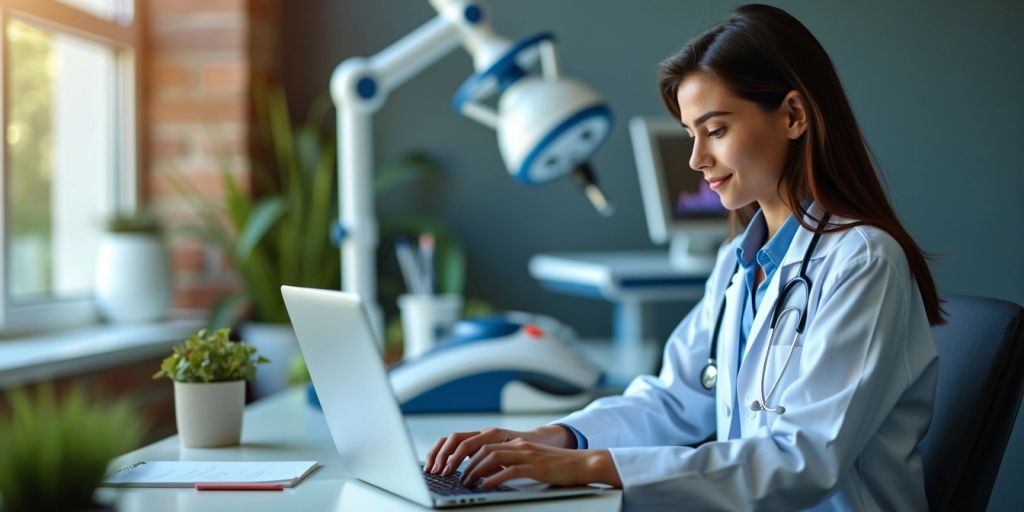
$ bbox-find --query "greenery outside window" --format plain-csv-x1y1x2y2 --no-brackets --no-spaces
0,0,140,334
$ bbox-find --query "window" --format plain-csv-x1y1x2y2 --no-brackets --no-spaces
56,0,134,24
0,0,140,334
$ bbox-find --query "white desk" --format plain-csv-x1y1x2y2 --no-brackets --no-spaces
98,388,621,511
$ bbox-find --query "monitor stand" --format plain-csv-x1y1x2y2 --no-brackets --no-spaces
669,231,727,275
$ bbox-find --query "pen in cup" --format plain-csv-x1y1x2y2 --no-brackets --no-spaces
419,233,435,295
395,237,424,295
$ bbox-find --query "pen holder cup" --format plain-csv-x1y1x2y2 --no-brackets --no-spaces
398,294,463,359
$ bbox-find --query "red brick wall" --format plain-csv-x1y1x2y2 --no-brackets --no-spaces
143,0,279,311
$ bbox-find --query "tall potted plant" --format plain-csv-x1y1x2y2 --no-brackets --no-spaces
166,85,465,397
153,328,268,447
166,87,339,398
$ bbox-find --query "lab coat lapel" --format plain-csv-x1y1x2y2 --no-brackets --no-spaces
733,262,782,421
744,271,781,362
737,207,841,430
735,217,817,414
715,269,745,440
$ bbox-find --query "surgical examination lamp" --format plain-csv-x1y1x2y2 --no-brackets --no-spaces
331,0,615,337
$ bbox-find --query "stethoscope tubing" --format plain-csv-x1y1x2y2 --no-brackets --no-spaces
700,214,832,417
752,310,801,414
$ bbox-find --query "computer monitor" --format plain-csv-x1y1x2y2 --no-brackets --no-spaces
629,116,728,275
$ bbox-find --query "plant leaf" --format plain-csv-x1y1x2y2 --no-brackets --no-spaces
207,292,249,331
219,161,250,235
159,169,236,253
374,152,442,195
236,197,287,261
0,387,146,510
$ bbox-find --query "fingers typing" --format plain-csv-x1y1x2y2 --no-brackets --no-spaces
424,435,448,472
429,432,474,474
462,444,530,486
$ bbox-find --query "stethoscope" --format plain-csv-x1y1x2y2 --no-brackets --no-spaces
699,214,831,415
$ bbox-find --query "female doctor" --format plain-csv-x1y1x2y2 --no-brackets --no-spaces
424,4,944,510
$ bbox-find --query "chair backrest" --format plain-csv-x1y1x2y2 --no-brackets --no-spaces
918,295,1024,511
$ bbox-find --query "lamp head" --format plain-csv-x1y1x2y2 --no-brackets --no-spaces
497,76,612,186
453,32,615,215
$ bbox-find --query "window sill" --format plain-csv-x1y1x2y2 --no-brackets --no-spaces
0,314,206,388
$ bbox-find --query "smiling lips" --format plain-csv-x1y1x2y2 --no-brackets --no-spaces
707,174,733,190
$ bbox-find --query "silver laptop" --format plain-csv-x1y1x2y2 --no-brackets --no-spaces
281,286,603,508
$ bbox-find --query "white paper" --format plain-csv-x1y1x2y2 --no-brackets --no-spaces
102,460,319,488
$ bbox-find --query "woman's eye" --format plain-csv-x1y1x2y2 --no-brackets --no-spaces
708,127,725,138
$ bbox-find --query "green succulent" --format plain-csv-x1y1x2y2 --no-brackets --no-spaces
0,386,146,512
153,328,269,383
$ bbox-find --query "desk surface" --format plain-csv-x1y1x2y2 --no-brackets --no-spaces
99,388,622,511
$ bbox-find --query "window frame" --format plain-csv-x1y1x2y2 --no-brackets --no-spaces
0,0,142,335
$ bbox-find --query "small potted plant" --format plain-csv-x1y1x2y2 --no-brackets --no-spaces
153,328,269,448
0,386,146,512
94,210,173,323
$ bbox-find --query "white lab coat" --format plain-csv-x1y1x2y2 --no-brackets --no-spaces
557,205,938,511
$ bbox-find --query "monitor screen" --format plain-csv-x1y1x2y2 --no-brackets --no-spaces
653,134,727,220
631,117,730,273
631,117,729,250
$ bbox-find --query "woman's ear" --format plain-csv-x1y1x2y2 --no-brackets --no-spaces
782,90,808,140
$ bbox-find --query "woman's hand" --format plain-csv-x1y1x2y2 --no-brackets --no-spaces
424,425,573,477
423,426,622,489
460,439,622,489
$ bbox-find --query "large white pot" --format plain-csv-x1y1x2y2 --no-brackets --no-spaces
94,233,172,323
241,322,299,400
174,380,245,448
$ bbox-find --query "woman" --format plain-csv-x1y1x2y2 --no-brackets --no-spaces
424,4,943,510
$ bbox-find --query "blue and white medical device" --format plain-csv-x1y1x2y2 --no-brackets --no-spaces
330,0,615,337
390,313,603,413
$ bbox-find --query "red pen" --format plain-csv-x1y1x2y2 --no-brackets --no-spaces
195,483,284,491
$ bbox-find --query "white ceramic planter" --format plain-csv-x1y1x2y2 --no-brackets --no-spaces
241,322,299,399
94,233,172,323
174,380,245,448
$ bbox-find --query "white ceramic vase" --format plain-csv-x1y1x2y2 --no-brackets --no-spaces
174,380,245,448
94,233,172,323
241,322,299,399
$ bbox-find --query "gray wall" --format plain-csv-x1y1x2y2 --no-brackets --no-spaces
278,1,1024,508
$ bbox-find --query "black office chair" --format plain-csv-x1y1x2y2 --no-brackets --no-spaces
917,295,1024,511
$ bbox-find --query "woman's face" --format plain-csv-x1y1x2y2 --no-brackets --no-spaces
675,71,796,212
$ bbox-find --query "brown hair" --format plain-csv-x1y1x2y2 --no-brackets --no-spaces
658,4,944,324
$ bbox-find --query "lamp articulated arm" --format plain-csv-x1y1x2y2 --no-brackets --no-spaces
330,1,508,341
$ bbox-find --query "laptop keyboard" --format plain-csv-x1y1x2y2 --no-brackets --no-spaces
423,470,517,496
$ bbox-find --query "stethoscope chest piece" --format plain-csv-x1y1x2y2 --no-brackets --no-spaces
700,360,718,390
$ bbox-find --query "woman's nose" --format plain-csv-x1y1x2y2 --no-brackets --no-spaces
689,137,713,171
